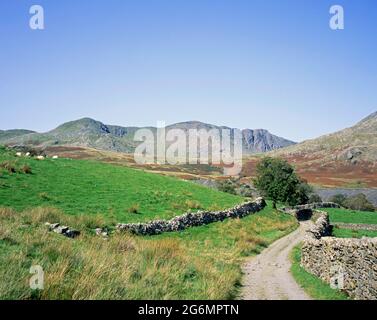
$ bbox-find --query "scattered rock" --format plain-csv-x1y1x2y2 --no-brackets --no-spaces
65,229,80,238
95,228,109,237
338,147,364,162
46,222,80,238
54,226,69,234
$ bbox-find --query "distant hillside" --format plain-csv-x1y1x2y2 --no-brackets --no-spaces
274,111,377,164
0,118,295,154
0,129,35,142
241,111,377,188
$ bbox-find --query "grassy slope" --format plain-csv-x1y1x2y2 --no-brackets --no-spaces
0,147,299,299
332,227,377,238
324,208,377,225
0,147,243,223
290,245,348,300
0,204,297,299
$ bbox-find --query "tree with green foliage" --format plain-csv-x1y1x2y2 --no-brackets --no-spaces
291,180,313,206
253,157,311,208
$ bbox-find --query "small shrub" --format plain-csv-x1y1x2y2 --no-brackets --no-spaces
128,204,140,214
329,194,347,207
238,184,255,197
185,200,202,210
0,161,16,174
343,194,375,212
329,193,375,211
20,164,32,174
309,194,322,203
217,179,237,195
39,192,51,201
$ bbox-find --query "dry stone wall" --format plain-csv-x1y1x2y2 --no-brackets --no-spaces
293,202,340,210
116,197,266,235
301,237,377,300
306,210,332,239
332,222,377,231
281,202,340,221
301,211,377,300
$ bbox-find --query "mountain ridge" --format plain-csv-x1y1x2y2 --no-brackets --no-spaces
273,110,377,163
0,118,296,154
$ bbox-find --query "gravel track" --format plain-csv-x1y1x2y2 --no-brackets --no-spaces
240,222,312,300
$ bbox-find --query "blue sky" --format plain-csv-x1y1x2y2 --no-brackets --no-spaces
0,0,376,141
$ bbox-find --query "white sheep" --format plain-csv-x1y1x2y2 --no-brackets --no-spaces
16,152,22,157
25,152,31,157
36,155,45,160
52,155,59,159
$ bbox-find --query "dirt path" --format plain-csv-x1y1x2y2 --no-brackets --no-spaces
240,221,312,300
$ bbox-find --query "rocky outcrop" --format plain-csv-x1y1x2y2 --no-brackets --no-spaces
117,197,266,235
242,129,295,153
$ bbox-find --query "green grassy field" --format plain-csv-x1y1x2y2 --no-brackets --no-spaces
290,245,348,300
324,208,377,225
0,147,243,223
0,146,299,299
332,227,377,238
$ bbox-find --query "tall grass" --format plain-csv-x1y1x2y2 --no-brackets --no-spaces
0,204,297,300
